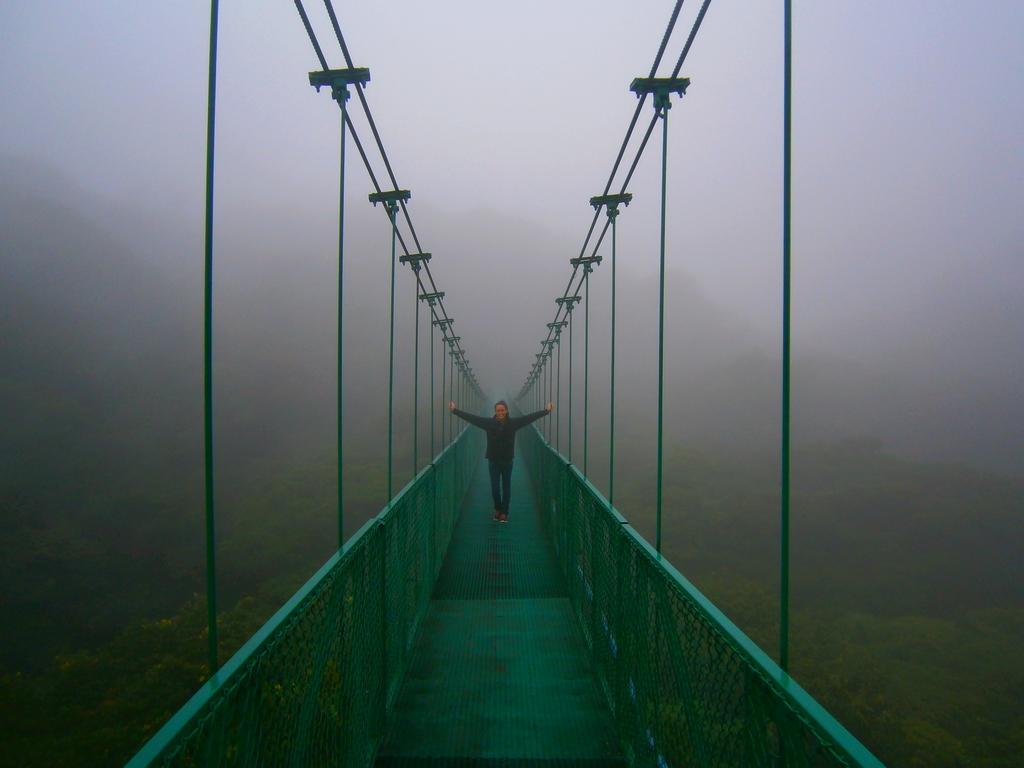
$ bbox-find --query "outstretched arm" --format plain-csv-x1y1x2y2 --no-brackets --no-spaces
449,402,493,430
510,403,554,430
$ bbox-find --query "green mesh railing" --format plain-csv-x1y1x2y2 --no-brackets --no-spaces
127,427,482,768
519,426,885,768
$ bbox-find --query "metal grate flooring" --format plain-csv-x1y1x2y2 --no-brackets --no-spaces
376,453,625,765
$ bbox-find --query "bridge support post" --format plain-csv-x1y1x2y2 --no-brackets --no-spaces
781,0,793,673
570,254,602,477
548,321,567,453
441,333,447,447
446,339,460,443
310,64,371,547
434,318,453,449
629,76,690,555
590,193,633,508
369,188,412,504
546,344,551,437
423,294,445,460
429,303,434,458
202,0,220,675
400,253,432,476
448,346,454,444
556,296,580,463
413,280,419,473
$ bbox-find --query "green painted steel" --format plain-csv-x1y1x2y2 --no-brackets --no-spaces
440,330,447,447
781,0,793,674
338,91,347,549
129,418,885,768
589,192,631,510
369,189,411,503
378,459,623,764
448,348,453,444
556,332,561,450
429,309,435,456
126,428,483,768
656,105,667,555
202,0,220,675
400,255,432,477
584,266,590,475
386,200,398,502
308,66,374,548
609,210,618,507
519,425,886,768
627,77,689,556
568,302,574,462
413,277,420,474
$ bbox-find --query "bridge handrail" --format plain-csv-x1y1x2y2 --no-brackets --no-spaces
521,425,885,768
126,427,482,767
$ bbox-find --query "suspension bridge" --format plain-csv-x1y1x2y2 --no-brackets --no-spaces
128,2,883,766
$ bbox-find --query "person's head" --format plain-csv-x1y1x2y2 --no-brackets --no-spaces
494,400,509,421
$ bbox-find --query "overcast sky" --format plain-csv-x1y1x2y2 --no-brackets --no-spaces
3,1,1022,460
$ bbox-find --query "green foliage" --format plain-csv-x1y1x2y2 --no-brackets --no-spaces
616,438,1024,618
675,574,1024,766
3,440,1023,767
0,595,269,768
617,440,1024,768
1,448,388,766
0,452,387,672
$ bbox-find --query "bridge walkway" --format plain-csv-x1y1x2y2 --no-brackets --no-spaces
376,453,625,767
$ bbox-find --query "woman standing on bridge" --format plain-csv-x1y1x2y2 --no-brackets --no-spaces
449,400,553,522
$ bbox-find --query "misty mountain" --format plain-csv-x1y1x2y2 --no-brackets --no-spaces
7,154,1019,487
3,155,1021,668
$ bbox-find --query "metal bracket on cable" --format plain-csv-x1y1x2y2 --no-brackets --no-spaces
433,317,454,329
629,76,690,113
400,252,431,272
420,291,445,305
590,192,633,218
308,67,371,102
368,188,411,211
570,255,603,274
556,296,581,311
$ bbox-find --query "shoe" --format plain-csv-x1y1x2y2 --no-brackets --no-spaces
493,509,501,521
499,512,509,523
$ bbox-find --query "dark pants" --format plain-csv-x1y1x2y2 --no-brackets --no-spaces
488,460,513,514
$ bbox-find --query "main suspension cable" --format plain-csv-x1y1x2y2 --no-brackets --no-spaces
296,0,481,393
518,0,714,399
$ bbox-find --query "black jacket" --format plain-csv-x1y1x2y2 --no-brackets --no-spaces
452,408,548,463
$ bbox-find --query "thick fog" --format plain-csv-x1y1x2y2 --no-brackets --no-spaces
3,1,1020,478
2,6,1023,764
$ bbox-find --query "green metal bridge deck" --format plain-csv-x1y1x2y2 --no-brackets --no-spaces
131,2,885,764
377,455,623,766
128,426,884,767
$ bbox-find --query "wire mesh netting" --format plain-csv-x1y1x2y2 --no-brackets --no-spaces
519,426,885,768
376,448,624,765
127,427,482,768
129,418,885,768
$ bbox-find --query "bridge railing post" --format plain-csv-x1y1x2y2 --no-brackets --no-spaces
628,75,690,556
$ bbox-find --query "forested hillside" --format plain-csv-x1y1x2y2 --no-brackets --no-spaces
2,444,1022,767
3,168,1021,767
